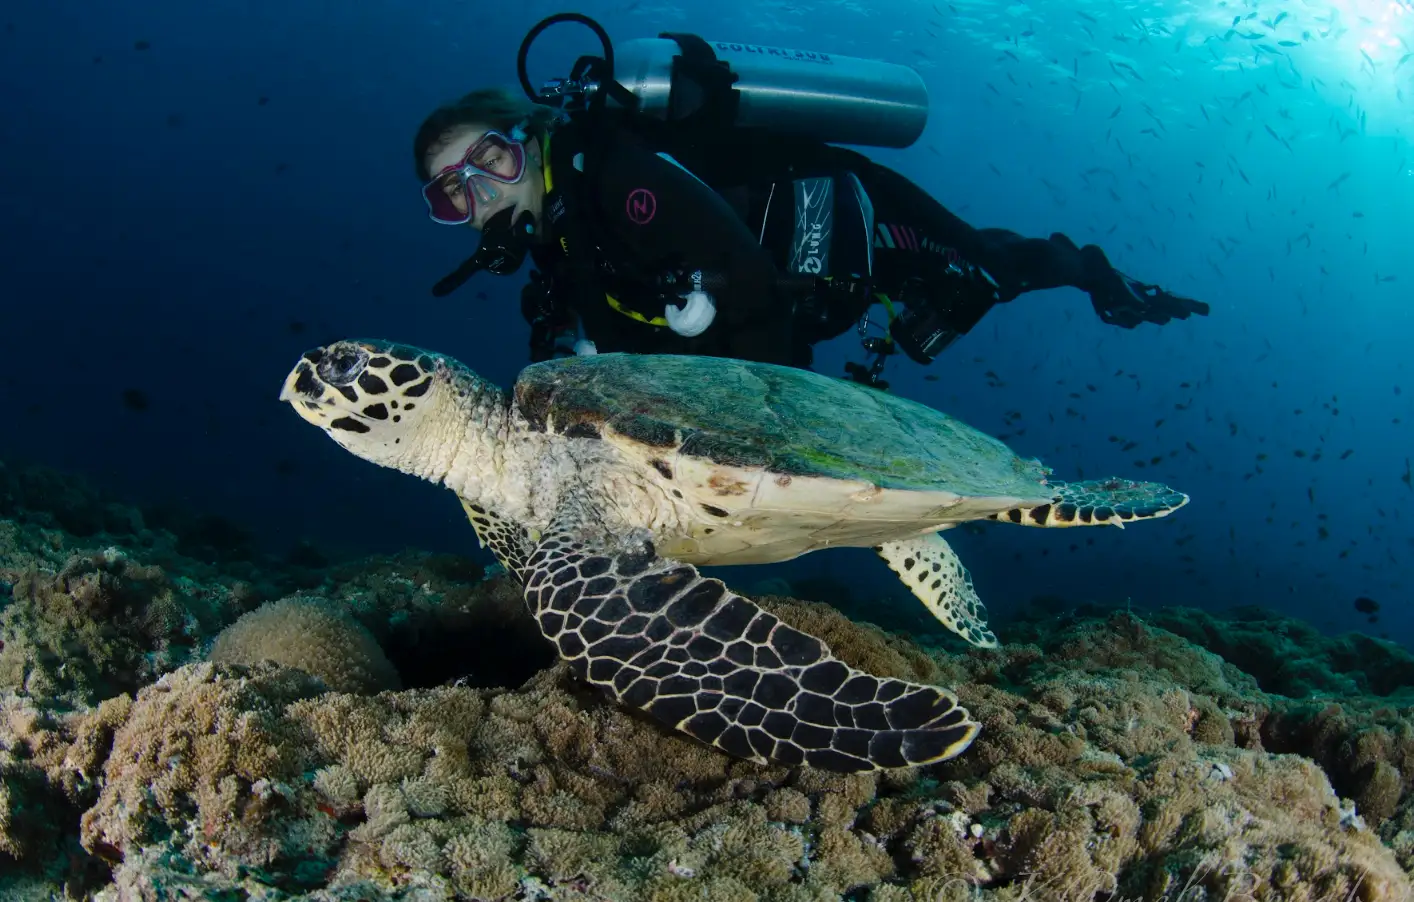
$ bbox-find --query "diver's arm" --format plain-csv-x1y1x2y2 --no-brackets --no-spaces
974,230,1210,327
924,218,1211,328
588,138,792,360
853,160,1207,326
971,228,1089,302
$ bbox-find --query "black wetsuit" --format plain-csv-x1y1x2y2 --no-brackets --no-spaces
523,116,1204,370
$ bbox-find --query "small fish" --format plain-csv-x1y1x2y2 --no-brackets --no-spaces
1327,171,1351,190
121,388,150,411
1353,596,1380,615
1114,61,1144,81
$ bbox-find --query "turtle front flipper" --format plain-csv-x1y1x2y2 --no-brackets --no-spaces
991,478,1189,528
459,499,537,579
876,534,998,648
524,527,980,772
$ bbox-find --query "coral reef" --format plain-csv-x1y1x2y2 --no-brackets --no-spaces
2,460,1414,899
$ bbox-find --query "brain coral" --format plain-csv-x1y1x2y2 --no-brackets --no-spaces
208,597,401,694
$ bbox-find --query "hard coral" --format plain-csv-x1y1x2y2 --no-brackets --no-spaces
209,596,402,694
79,662,329,870
6,479,1414,902
0,551,195,701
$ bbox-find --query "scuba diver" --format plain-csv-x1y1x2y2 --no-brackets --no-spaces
416,16,1209,389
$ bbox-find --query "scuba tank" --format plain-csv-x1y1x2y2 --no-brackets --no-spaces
518,13,929,149
607,37,928,149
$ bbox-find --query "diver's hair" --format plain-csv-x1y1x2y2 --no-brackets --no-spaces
413,86,558,181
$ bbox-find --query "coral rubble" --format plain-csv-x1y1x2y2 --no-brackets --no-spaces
1,460,1413,900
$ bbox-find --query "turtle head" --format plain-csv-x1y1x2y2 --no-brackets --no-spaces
279,339,489,483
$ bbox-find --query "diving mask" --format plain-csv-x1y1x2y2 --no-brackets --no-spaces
422,129,528,226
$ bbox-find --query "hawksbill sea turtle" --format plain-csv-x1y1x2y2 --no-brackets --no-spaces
280,341,1188,773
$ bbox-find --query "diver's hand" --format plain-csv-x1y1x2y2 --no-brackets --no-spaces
1080,245,1210,328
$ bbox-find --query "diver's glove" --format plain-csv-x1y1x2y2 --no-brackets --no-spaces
1078,243,1210,328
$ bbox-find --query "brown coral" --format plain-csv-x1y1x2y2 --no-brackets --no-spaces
209,596,401,694
79,662,328,867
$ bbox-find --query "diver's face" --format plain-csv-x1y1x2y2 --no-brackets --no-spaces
424,125,544,231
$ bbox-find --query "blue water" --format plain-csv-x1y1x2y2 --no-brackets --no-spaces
2,1,1410,646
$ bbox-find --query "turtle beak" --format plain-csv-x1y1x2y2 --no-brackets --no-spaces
279,359,326,404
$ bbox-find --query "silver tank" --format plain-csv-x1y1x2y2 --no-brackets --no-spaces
609,37,929,149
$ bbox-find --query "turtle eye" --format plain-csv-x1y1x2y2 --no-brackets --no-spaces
318,344,370,387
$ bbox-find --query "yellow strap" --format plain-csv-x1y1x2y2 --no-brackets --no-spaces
605,293,669,327
873,293,898,347
541,134,553,193
875,292,898,320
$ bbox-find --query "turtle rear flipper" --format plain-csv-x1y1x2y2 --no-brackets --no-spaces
876,534,998,648
525,525,980,772
992,478,1189,528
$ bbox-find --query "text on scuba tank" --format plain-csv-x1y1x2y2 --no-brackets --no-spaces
713,42,833,64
